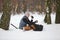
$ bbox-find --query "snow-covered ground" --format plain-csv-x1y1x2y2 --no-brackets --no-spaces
0,12,60,40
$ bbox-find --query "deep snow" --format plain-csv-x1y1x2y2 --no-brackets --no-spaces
0,12,60,40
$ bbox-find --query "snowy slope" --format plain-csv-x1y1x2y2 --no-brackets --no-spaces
0,12,60,40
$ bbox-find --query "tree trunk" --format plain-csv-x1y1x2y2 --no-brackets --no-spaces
0,0,11,30
44,0,51,24
55,0,60,23
44,12,47,23
22,0,27,13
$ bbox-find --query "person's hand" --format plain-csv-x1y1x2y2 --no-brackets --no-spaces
31,16,34,18
35,20,38,23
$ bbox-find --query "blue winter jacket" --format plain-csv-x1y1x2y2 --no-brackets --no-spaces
19,16,31,29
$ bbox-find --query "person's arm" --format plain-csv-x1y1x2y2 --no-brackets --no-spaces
31,16,38,24
33,20,38,23
23,17,31,25
31,19,38,24
31,19,33,22
31,16,34,22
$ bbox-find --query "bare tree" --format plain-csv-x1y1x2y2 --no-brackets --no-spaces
0,0,11,30
44,0,51,24
55,0,60,23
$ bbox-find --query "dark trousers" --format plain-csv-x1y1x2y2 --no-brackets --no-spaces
33,24,43,31
29,21,43,31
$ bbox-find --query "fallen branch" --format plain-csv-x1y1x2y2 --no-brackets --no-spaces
11,24,18,29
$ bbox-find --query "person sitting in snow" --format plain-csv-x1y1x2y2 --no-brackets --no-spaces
19,13,43,31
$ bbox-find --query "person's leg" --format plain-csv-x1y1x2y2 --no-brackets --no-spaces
31,25,36,30
33,24,43,31
38,25,43,31
23,26,32,31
